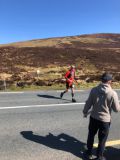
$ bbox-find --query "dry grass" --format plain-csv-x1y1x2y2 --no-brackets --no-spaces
0,33,120,89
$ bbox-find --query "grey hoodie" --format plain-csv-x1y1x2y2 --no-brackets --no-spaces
83,83,120,122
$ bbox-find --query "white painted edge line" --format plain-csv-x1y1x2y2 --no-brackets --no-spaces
0,89,119,93
57,89,120,92
0,102,85,110
0,92,24,94
57,90,85,92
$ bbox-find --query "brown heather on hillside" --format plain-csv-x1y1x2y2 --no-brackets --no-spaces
0,33,120,88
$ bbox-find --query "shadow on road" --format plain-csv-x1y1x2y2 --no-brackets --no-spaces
20,131,87,159
37,94,72,102
20,131,120,160
104,147,120,160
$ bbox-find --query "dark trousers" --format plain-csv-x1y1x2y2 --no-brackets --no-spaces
87,116,110,157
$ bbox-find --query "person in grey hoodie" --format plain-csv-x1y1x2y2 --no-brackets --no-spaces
83,73,120,160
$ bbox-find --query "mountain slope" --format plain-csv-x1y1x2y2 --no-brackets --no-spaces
0,33,120,82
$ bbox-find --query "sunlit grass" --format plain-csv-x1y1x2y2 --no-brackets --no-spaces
5,81,120,92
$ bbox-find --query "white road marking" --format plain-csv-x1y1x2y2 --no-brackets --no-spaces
0,102,85,110
57,90,85,92
0,92,24,94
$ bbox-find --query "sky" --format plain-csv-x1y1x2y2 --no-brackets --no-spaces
0,0,120,44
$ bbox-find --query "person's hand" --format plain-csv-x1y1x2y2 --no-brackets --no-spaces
74,79,78,84
83,114,87,118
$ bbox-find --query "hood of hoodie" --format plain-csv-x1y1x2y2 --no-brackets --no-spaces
97,83,112,95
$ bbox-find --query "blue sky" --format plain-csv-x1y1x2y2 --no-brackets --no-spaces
0,0,120,44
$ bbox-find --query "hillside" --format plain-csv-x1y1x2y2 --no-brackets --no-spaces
0,33,120,88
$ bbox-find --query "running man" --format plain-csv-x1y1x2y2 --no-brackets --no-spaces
60,65,77,102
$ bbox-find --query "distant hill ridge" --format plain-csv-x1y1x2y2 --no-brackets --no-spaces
1,33,120,48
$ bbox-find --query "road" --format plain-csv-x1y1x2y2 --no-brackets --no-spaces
0,90,120,160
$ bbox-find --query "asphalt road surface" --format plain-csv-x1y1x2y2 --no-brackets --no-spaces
0,89,120,160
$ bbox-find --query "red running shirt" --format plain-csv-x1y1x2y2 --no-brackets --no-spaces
65,69,75,84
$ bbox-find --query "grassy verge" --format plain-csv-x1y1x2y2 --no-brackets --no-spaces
3,81,120,92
